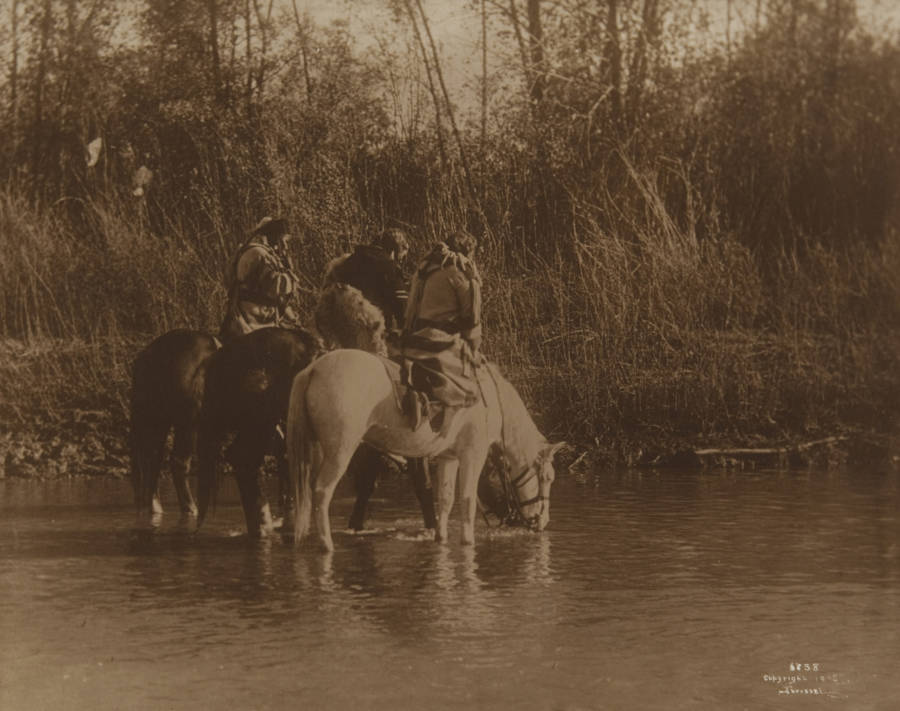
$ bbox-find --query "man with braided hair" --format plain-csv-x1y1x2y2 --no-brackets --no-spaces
402,230,483,411
219,216,301,343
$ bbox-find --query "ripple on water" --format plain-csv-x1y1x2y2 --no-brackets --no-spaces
2,471,900,710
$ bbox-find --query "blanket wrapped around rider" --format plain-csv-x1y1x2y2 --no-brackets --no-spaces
400,327,480,410
401,238,483,415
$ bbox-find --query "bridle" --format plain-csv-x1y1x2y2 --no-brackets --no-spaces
478,363,549,530
485,450,549,530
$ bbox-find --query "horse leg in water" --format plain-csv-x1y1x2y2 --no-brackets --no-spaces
129,414,168,522
170,417,199,518
347,445,378,532
274,430,293,525
455,443,488,545
228,427,275,538
312,446,358,552
408,457,436,531
433,458,459,544
195,417,224,530
346,448,436,532
432,443,487,545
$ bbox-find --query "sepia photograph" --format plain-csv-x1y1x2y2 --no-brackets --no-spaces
1,0,898,708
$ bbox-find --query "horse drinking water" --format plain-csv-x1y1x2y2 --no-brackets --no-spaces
285,349,564,550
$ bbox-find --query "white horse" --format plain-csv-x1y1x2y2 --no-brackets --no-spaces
285,349,564,551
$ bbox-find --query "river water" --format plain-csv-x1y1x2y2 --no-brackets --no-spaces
1,466,898,710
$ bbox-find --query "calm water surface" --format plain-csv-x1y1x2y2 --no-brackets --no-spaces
1,467,899,710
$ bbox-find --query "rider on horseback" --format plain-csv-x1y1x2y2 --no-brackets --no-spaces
401,230,483,417
404,230,481,354
322,228,410,331
318,227,437,532
219,216,302,342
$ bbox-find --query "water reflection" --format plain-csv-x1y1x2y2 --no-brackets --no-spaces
2,469,899,710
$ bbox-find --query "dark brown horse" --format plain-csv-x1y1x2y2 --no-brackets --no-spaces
194,326,321,535
130,329,218,521
130,327,437,536
195,326,438,536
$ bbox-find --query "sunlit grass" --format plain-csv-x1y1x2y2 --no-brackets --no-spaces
1,185,898,471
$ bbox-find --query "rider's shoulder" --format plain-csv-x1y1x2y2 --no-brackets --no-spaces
237,239,270,256
242,239,286,265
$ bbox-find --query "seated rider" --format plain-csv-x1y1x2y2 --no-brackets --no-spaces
402,230,482,411
321,228,436,531
322,228,410,331
219,216,301,342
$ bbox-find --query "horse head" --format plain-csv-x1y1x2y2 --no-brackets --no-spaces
494,440,565,531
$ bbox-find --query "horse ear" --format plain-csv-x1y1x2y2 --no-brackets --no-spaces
543,441,567,461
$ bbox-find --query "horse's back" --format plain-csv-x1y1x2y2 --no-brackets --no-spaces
209,327,321,379
132,329,217,416
203,327,323,427
308,348,396,398
135,329,216,368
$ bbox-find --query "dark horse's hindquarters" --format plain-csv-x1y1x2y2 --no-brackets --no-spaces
194,328,438,537
195,327,322,535
130,329,218,519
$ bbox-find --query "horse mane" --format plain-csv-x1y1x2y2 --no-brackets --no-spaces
314,283,387,355
486,362,546,467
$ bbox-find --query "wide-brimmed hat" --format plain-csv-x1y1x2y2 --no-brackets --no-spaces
251,216,289,238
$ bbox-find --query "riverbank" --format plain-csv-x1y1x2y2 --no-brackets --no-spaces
2,334,898,481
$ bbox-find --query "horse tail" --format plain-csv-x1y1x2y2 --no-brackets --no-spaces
286,366,315,544
194,409,217,529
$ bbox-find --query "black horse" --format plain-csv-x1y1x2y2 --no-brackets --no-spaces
130,329,218,521
193,327,319,536
129,327,437,536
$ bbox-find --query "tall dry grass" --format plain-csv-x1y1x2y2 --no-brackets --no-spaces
0,191,224,442
1,170,898,466
479,166,900,461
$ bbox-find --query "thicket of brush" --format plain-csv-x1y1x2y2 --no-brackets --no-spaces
1,1,899,467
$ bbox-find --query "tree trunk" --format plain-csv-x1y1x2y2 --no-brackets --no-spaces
788,0,798,52
403,0,451,183
625,0,660,126
413,0,478,209
226,5,239,103
252,0,274,105
244,0,253,119
207,0,223,103
604,0,623,128
526,0,543,105
31,0,53,198
9,0,19,159
825,0,847,96
290,0,313,99
507,0,532,100
481,0,488,150
726,0,732,61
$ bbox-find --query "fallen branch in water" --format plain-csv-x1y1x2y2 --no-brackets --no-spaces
648,436,851,469
694,436,848,458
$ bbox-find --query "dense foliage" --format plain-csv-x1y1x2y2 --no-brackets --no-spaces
1,0,898,458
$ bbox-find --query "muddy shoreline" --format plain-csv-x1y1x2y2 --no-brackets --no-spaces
2,406,897,482
2,337,898,481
